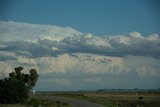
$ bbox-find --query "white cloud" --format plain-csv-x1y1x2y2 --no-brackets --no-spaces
82,33,112,48
123,55,160,76
0,62,13,78
0,51,17,60
35,53,125,75
35,54,78,74
129,31,142,38
1,53,159,77
147,34,159,41
1,21,160,58
0,21,160,90
0,21,82,42
17,57,36,65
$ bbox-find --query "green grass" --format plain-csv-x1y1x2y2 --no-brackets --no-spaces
4,92,159,107
49,92,160,107
0,105,24,107
27,98,71,107
50,93,116,107
0,98,71,107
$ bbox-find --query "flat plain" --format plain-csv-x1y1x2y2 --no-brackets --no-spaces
42,92,160,107
1,92,160,107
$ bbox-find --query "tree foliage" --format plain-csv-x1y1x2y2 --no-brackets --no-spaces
0,67,39,104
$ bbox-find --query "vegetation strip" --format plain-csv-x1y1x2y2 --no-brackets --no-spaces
41,92,160,107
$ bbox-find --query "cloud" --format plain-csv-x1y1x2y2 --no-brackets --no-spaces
1,32,159,58
0,21,160,90
109,32,160,57
123,55,160,76
0,21,82,42
17,57,36,65
0,62,13,78
0,21,160,76
0,51,17,61
1,53,158,77
0,20,160,58
13,53,121,75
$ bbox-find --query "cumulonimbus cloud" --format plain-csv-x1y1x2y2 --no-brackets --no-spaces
1,21,160,58
0,20,160,77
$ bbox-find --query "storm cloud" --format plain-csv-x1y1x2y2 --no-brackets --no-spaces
0,21,160,90
1,21,160,59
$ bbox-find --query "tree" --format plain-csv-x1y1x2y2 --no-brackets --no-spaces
0,67,39,104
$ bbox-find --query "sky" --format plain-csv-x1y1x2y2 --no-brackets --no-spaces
0,0,160,91
0,0,160,35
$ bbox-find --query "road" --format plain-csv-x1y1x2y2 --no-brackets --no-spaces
34,94,104,107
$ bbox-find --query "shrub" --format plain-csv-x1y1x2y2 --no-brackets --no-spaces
0,67,38,104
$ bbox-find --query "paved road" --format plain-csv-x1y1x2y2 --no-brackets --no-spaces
34,95,104,107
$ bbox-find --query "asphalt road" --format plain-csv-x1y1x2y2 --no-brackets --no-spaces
34,95,104,107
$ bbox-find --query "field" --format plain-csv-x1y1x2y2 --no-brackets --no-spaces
1,92,160,107
40,92,160,107
0,98,71,107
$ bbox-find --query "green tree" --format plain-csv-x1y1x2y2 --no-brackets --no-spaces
0,67,39,104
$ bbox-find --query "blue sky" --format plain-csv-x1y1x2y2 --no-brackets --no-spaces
0,0,160,36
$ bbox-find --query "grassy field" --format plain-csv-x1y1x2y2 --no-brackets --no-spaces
45,92,160,107
1,92,160,107
0,98,71,107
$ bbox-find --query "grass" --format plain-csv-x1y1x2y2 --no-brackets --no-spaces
48,92,160,107
0,104,25,107
27,98,71,107
0,98,71,107
37,93,115,106
89,92,160,107
1,92,160,107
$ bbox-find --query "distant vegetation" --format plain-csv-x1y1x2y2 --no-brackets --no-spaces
0,67,39,104
78,88,160,93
